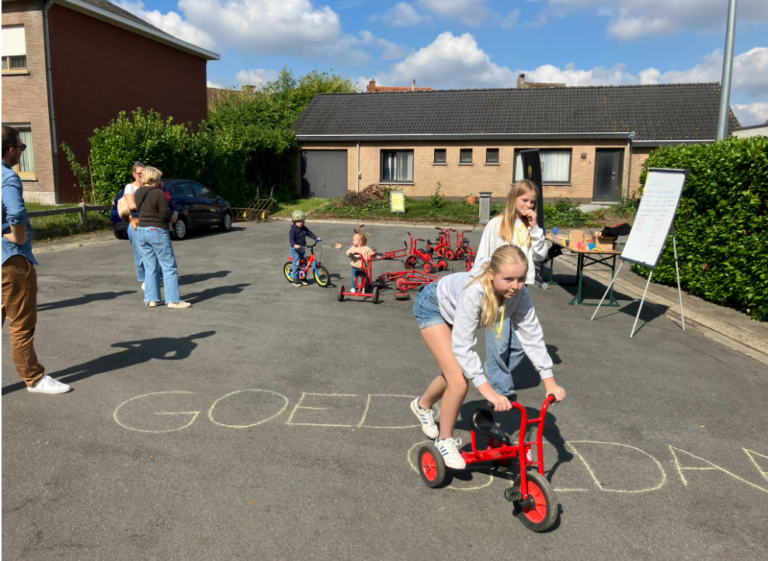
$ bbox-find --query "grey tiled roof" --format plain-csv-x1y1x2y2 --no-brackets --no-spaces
90,0,164,34
293,83,741,141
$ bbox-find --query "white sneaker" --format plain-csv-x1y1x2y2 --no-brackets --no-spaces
141,282,145,291
410,397,438,439
435,437,466,469
27,375,71,394
167,301,192,309
525,447,533,463
145,301,162,308
350,288,356,293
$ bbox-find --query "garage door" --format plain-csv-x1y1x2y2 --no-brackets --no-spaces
301,150,348,198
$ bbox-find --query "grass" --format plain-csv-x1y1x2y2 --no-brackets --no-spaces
26,202,112,243
272,197,337,218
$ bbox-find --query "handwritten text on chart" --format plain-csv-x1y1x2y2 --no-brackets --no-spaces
113,390,768,496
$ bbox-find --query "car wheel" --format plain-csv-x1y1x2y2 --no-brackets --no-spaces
219,212,232,232
172,216,187,240
114,229,127,240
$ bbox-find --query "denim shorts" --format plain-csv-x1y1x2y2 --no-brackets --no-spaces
413,282,447,329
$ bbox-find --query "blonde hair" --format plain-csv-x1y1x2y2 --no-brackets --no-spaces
499,179,538,247
466,245,529,330
353,232,369,247
141,166,163,186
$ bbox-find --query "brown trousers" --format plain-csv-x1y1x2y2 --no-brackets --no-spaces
2,255,45,386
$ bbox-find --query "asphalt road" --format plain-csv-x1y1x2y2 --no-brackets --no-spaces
3,221,767,561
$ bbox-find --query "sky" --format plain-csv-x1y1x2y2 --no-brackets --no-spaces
113,0,768,126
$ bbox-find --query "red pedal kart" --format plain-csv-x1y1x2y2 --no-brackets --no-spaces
417,396,559,532
405,237,448,274
375,270,440,301
338,250,380,304
283,241,330,287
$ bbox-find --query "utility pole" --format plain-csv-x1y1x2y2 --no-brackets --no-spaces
716,0,738,141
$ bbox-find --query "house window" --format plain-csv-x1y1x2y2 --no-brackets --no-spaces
514,149,572,184
2,26,27,73
1,124,35,179
434,149,446,165
381,150,414,183
486,148,499,164
460,149,473,165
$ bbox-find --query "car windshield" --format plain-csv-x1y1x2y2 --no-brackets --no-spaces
173,183,196,198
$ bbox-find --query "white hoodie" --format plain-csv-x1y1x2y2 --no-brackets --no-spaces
476,215,548,285
435,259,554,388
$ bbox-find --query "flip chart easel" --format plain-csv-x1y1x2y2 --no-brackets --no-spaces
591,168,688,337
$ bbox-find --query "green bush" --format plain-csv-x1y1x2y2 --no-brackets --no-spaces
634,136,768,321
543,198,588,227
75,109,298,207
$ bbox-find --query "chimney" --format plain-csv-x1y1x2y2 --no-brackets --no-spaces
517,74,526,88
367,79,377,92
411,79,415,92
242,85,255,93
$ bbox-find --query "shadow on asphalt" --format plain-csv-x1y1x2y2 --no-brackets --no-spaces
184,226,246,240
37,290,136,312
184,283,250,304
178,270,231,286
1,331,215,396
591,299,671,337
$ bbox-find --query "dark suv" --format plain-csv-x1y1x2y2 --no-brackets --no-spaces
111,179,233,240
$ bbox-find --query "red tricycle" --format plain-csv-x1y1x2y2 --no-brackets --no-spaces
433,227,455,260
417,396,558,532
405,236,448,274
283,241,330,287
338,250,379,304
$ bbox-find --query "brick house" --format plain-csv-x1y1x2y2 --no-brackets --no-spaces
2,0,219,203
293,83,740,203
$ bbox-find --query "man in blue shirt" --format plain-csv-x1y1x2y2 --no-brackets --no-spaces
2,125,70,394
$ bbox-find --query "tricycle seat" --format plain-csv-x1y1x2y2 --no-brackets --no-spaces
470,408,511,445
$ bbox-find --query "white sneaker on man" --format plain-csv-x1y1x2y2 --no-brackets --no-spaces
435,437,466,469
410,397,438,439
167,301,192,309
141,281,145,291
27,375,71,394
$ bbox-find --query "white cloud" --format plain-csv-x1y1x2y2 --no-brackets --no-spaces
732,102,768,126
206,80,223,88
419,0,490,26
374,3,430,27
547,0,768,40
500,9,520,29
235,68,280,88
179,0,347,58
522,62,640,86
346,30,407,62
113,0,216,50
379,32,516,89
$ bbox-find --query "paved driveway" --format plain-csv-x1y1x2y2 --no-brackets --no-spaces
3,221,767,560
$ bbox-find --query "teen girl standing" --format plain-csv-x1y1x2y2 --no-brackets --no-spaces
410,245,565,469
475,180,549,404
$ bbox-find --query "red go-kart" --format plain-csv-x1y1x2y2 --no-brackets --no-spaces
338,250,379,304
417,396,559,532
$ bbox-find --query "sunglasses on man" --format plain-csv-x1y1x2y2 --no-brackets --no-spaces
14,143,27,152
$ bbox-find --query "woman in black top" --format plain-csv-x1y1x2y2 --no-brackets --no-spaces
135,166,191,309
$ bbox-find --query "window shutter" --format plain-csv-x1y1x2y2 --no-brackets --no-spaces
2,26,26,57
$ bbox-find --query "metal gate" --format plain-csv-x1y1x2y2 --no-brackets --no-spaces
301,150,348,198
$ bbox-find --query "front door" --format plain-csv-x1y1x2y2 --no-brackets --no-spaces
593,149,624,202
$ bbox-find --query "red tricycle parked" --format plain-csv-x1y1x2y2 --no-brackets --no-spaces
417,396,559,532
338,250,379,304
283,241,330,287
405,236,447,273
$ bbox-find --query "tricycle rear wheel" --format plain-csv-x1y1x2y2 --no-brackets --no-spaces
512,471,558,532
337,285,345,302
417,444,446,488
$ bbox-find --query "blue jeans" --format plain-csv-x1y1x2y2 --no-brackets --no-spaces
290,248,304,283
412,282,446,329
126,223,145,282
138,227,180,303
485,314,525,397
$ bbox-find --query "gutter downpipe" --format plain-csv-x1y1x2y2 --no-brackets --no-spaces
625,131,635,199
43,0,59,202
356,141,360,193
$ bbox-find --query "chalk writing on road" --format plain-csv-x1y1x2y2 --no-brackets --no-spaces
114,389,768,496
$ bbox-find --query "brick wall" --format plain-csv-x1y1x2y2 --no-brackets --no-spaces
48,5,208,202
300,140,648,202
2,0,57,204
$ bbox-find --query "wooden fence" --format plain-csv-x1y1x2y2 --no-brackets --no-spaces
27,202,111,232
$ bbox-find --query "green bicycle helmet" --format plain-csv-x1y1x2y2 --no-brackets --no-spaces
292,210,306,222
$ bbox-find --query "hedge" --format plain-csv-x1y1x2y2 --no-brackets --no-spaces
75,109,298,208
635,136,768,321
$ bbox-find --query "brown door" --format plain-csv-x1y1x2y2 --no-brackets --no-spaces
593,149,624,202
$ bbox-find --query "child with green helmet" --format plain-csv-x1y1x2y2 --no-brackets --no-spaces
289,210,321,287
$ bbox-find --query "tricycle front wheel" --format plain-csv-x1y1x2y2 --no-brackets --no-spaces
417,444,446,488
512,470,558,532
